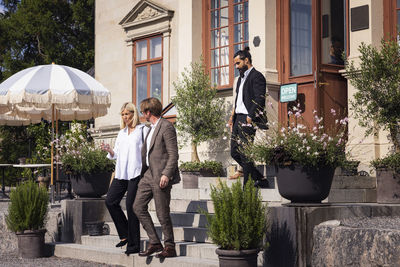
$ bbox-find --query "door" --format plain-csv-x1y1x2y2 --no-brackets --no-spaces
278,0,347,131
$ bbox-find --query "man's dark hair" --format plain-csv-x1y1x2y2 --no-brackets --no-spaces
140,97,163,117
233,46,252,64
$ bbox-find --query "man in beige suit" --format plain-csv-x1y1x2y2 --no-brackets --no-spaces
133,97,180,258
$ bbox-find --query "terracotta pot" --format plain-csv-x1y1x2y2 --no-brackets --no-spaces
16,229,46,258
276,164,335,203
216,248,260,267
70,172,112,198
376,169,400,203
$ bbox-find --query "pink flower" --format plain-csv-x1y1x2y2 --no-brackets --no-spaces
330,108,336,116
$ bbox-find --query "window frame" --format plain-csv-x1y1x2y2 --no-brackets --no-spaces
202,0,249,90
383,0,399,40
132,34,163,109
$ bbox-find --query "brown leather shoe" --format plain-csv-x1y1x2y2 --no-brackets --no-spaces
138,243,163,257
155,246,177,258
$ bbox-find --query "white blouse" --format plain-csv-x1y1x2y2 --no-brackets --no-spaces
107,124,149,180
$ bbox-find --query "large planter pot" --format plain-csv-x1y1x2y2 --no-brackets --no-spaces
276,165,335,203
215,248,260,267
181,171,200,189
16,229,46,258
376,169,400,203
181,169,222,189
70,171,112,198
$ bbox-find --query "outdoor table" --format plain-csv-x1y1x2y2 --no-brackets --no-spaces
13,164,52,181
0,164,13,198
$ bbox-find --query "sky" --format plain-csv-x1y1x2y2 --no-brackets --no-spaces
0,4,4,14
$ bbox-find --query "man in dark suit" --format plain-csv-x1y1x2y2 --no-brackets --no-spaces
228,47,268,188
133,97,180,258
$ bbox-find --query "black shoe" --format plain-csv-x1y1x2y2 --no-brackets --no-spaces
125,248,140,255
116,239,128,247
254,179,269,188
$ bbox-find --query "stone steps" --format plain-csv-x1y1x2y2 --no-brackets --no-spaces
327,175,377,203
53,242,220,267
80,235,218,260
106,222,210,243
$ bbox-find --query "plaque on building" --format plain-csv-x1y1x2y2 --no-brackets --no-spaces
351,5,369,32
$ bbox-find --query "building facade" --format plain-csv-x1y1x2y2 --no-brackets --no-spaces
94,0,399,171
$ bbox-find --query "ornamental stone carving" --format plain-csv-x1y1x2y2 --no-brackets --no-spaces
136,6,160,22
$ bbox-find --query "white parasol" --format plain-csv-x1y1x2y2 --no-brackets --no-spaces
0,63,111,200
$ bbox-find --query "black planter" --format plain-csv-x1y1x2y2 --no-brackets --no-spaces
16,229,46,258
215,248,259,267
85,221,105,236
70,172,112,198
376,169,400,203
276,165,335,203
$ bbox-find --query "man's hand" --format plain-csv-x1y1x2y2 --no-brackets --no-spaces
246,116,252,124
160,175,169,188
228,115,233,132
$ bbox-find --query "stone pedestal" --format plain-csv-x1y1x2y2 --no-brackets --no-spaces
264,203,400,267
60,199,108,243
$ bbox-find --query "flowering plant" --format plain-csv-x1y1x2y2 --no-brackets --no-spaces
56,122,114,175
243,107,348,170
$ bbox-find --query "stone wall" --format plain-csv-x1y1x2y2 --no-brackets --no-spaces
313,217,400,266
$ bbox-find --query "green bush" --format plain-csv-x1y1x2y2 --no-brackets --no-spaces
179,160,224,176
371,152,400,173
6,180,49,232
203,179,267,250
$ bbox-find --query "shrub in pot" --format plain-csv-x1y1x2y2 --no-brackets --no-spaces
179,160,224,189
203,179,267,267
6,180,49,258
346,38,400,203
172,60,227,188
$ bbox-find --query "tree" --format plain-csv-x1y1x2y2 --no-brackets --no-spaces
346,38,400,153
172,61,226,162
0,0,94,80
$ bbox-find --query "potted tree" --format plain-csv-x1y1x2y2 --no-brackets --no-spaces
172,60,226,188
243,106,348,203
58,122,115,198
6,180,49,258
345,38,400,203
203,179,267,267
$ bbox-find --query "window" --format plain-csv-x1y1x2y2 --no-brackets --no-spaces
133,35,163,108
290,0,312,76
321,0,346,66
205,0,249,88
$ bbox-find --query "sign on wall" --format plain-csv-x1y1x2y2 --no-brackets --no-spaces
280,83,298,102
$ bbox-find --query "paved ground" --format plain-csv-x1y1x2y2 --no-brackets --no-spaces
0,250,121,267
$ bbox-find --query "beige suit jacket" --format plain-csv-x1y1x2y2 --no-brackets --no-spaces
141,118,181,185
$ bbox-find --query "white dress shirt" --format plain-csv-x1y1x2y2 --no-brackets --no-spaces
235,67,253,115
146,118,161,166
107,124,149,180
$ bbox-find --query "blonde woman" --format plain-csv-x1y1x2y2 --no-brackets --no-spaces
101,102,149,255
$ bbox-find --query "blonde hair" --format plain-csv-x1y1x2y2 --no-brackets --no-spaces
120,102,139,129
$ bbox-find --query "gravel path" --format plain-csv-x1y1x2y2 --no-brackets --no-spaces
0,250,121,267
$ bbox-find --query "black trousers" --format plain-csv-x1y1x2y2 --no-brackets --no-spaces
105,177,140,250
231,114,263,187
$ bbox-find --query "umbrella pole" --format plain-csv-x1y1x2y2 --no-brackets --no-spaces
50,104,55,204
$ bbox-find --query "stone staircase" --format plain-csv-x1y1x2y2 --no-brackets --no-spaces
52,177,268,267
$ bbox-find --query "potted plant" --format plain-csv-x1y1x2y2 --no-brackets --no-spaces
57,122,114,198
345,38,400,203
6,180,49,258
243,106,348,203
179,160,224,188
172,60,227,188
203,179,267,267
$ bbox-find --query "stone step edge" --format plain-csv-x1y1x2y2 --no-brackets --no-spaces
52,242,219,266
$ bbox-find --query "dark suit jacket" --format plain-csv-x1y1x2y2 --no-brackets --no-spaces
141,118,181,185
233,68,267,129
